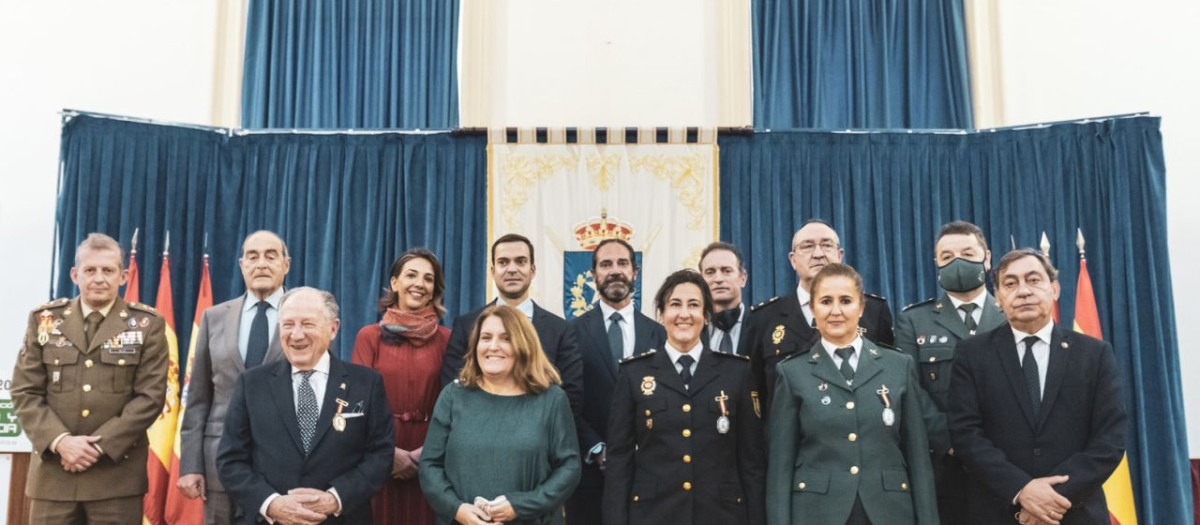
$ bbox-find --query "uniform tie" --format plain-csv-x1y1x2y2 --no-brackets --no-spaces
84,312,104,347
1022,336,1042,417
718,330,734,354
676,354,694,387
296,370,319,454
835,347,856,382
245,301,270,368
959,303,979,334
607,312,625,364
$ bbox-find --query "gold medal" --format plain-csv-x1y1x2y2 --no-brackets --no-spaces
333,415,346,432
772,325,785,345
750,391,762,419
645,418,653,430
641,376,656,396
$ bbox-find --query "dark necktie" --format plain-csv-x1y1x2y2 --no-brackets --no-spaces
959,303,979,334
607,312,625,364
1022,336,1042,417
835,347,856,382
718,330,734,354
245,301,270,368
676,354,694,387
297,370,319,454
84,311,104,347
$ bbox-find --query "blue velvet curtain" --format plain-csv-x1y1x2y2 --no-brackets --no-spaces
241,0,460,129
752,0,974,129
719,115,1189,523
53,114,486,361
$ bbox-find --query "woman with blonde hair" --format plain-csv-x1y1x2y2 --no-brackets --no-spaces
420,305,581,525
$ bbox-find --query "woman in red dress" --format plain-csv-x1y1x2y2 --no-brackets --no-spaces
353,248,451,525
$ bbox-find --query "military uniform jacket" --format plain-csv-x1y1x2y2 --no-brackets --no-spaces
749,290,894,413
765,339,937,525
11,296,169,501
603,348,766,525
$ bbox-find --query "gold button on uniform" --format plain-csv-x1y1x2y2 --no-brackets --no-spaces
645,409,651,416
848,433,857,442
633,495,640,502
682,482,692,491
929,356,936,363
81,409,90,418
682,455,692,463
901,482,909,490
82,384,92,392
846,402,855,409
682,404,691,413
54,359,60,365
85,359,94,368
850,466,859,475
118,359,126,366
798,482,807,490
682,429,691,438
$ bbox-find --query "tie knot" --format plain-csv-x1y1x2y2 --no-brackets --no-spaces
609,312,623,323
86,311,103,323
958,303,978,313
676,354,694,368
835,347,855,360
297,369,316,381
257,301,270,312
1022,336,1040,351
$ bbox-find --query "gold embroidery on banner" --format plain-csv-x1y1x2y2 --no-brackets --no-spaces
569,270,598,318
585,153,622,191
629,152,708,230
500,153,575,229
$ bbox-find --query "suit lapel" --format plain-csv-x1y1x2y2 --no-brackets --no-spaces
269,361,307,455
223,298,246,371
780,292,819,350
650,349,690,397
807,345,852,393
685,348,720,395
59,298,88,352
584,309,618,379
1037,327,1072,431
980,294,1005,331
308,357,350,453
993,326,1039,431
850,341,884,391
632,312,657,355
931,295,971,340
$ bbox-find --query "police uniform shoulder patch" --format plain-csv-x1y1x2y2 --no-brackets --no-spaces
620,349,656,365
751,296,780,312
127,301,161,316
711,350,750,361
902,298,935,312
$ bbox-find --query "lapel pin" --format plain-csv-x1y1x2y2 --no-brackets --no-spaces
119,310,128,318
821,395,831,406
818,381,828,391
340,382,346,390
1061,342,1068,349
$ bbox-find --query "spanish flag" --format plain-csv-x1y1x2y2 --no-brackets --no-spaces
1073,258,1138,525
164,256,209,524
123,245,139,303
144,252,182,525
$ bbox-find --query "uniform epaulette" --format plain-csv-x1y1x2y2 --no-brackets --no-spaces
126,301,161,316
31,297,68,312
619,349,656,364
902,298,936,312
873,342,903,353
710,350,750,361
750,296,780,312
865,292,887,302
780,352,802,364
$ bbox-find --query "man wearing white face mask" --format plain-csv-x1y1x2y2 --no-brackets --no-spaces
895,220,1005,525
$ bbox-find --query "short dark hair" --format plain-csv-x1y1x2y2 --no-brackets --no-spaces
491,233,535,265
993,248,1058,284
654,269,713,323
378,248,447,318
809,263,864,299
592,238,639,272
935,221,989,252
698,242,745,273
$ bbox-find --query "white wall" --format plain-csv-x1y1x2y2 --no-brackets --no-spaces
0,0,226,509
993,2,1200,455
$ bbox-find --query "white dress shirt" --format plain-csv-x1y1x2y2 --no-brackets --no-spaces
708,305,745,353
664,341,703,377
598,300,637,359
1011,321,1053,396
797,284,814,326
947,288,987,326
821,337,863,373
238,287,283,360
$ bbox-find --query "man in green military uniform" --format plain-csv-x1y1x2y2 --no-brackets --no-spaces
12,233,169,524
895,221,1004,525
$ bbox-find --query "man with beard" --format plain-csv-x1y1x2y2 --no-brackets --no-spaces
439,233,583,414
566,238,665,525
698,242,760,356
748,219,894,411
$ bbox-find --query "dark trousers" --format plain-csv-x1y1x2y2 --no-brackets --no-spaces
847,494,872,525
935,454,969,525
204,489,236,525
565,486,603,525
29,495,141,525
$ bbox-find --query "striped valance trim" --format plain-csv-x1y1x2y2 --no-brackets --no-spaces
487,127,716,144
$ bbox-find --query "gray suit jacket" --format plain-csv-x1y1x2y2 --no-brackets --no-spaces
179,293,283,491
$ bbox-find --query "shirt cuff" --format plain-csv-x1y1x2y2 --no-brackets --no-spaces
328,488,343,516
260,493,280,524
49,432,70,454
585,443,605,465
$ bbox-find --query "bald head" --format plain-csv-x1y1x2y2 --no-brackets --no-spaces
787,221,844,290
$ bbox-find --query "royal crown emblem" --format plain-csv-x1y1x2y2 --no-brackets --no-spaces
573,210,634,250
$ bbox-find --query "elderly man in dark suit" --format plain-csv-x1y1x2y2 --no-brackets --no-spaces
217,287,393,525
178,230,289,523
566,238,666,525
439,233,583,413
949,249,1127,525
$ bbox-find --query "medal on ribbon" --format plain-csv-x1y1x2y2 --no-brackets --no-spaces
715,390,731,434
37,310,54,345
333,398,349,432
877,384,895,427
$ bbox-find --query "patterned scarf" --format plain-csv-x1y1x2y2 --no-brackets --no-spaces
380,306,440,346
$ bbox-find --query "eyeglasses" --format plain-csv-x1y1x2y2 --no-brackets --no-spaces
793,241,839,255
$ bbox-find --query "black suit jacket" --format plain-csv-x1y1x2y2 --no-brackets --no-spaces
217,356,394,525
700,303,762,357
948,324,1127,525
749,290,893,411
440,300,584,415
570,306,665,489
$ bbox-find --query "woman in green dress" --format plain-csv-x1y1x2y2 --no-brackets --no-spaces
420,304,581,525
766,263,937,525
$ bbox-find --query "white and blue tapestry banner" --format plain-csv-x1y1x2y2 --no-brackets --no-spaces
487,127,719,320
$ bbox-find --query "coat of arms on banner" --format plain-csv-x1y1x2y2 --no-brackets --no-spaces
563,212,642,320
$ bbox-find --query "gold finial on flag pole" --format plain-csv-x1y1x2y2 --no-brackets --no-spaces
1040,232,1051,257
1076,228,1086,259
130,227,139,255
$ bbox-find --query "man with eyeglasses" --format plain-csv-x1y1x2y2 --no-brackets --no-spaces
748,219,894,411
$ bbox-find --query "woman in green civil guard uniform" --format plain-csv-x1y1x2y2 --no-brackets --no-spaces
766,263,937,525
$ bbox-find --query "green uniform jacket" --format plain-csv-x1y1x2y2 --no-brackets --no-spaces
765,339,937,525
11,296,169,501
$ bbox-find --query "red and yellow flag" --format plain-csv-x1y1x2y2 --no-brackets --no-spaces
1073,258,1138,525
164,256,210,524
124,248,140,303
144,254,182,525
